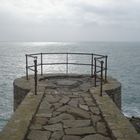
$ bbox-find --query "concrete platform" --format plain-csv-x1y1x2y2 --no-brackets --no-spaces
0,74,139,140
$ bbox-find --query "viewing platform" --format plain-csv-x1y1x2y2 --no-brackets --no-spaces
0,53,139,140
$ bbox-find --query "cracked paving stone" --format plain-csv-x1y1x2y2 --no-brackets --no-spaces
48,113,75,124
27,130,51,140
89,107,100,115
56,105,90,119
53,102,63,110
36,110,52,118
96,122,108,135
62,120,91,128
84,97,96,106
91,115,102,127
65,126,96,135
62,135,81,140
79,104,89,111
32,117,48,125
30,124,42,130
39,100,52,110
59,96,70,104
78,97,86,105
51,130,64,140
68,98,79,107
43,123,63,131
45,95,60,103
80,134,111,140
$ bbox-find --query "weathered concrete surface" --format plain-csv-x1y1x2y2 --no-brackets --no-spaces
1,74,139,140
0,92,44,140
103,76,122,110
90,84,140,140
13,77,31,111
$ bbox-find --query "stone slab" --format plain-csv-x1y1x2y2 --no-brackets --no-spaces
48,113,75,124
43,123,63,131
62,120,91,128
65,126,96,135
27,130,51,140
81,134,111,140
62,135,81,140
51,130,64,140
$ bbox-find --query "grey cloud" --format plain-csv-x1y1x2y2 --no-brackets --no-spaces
0,0,140,41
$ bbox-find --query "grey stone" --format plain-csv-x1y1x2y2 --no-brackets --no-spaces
72,92,80,96
79,83,90,92
79,104,89,111
89,107,100,115
55,105,68,112
78,97,85,104
45,95,60,103
84,97,96,106
30,124,42,130
39,100,52,110
53,103,63,110
43,123,63,131
81,134,111,140
52,111,62,117
27,130,51,140
51,130,64,140
33,117,48,125
62,120,91,128
59,96,70,104
91,115,102,127
68,98,79,107
96,122,108,135
56,79,77,86
67,106,90,119
65,127,96,135
36,110,52,118
57,105,90,119
62,135,81,140
49,113,75,124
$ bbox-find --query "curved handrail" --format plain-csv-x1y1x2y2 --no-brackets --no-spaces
25,52,108,96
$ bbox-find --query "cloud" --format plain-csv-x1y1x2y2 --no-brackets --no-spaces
0,0,140,41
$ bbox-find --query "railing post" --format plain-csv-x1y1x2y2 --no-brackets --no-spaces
26,54,28,80
100,61,104,96
66,53,68,74
91,54,93,77
105,55,108,82
94,58,97,87
34,58,37,95
41,53,43,76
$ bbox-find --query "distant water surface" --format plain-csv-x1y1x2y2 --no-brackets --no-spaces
0,41,140,130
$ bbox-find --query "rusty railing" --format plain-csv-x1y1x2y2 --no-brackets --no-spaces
25,53,108,95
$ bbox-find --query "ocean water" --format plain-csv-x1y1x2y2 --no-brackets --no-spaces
0,41,140,130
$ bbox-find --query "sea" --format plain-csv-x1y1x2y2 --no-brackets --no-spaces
0,41,140,130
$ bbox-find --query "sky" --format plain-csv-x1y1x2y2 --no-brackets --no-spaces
0,0,140,42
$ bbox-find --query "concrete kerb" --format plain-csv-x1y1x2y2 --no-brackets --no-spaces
0,91,44,140
89,77,140,140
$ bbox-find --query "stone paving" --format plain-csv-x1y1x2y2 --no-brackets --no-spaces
25,75,112,140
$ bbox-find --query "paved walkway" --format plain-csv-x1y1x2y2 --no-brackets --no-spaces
25,75,112,140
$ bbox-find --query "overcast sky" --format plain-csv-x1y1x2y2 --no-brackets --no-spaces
0,0,140,42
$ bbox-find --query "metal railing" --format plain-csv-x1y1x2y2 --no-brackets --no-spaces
25,53,108,96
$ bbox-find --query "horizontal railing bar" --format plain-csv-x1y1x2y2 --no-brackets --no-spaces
96,68,106,73
28,67,35,71
27,53,41,56
27,52,106,57
42,62,92,66
26,54,37,59
27,65,35,68
96,56,106,59
28,63,104,68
